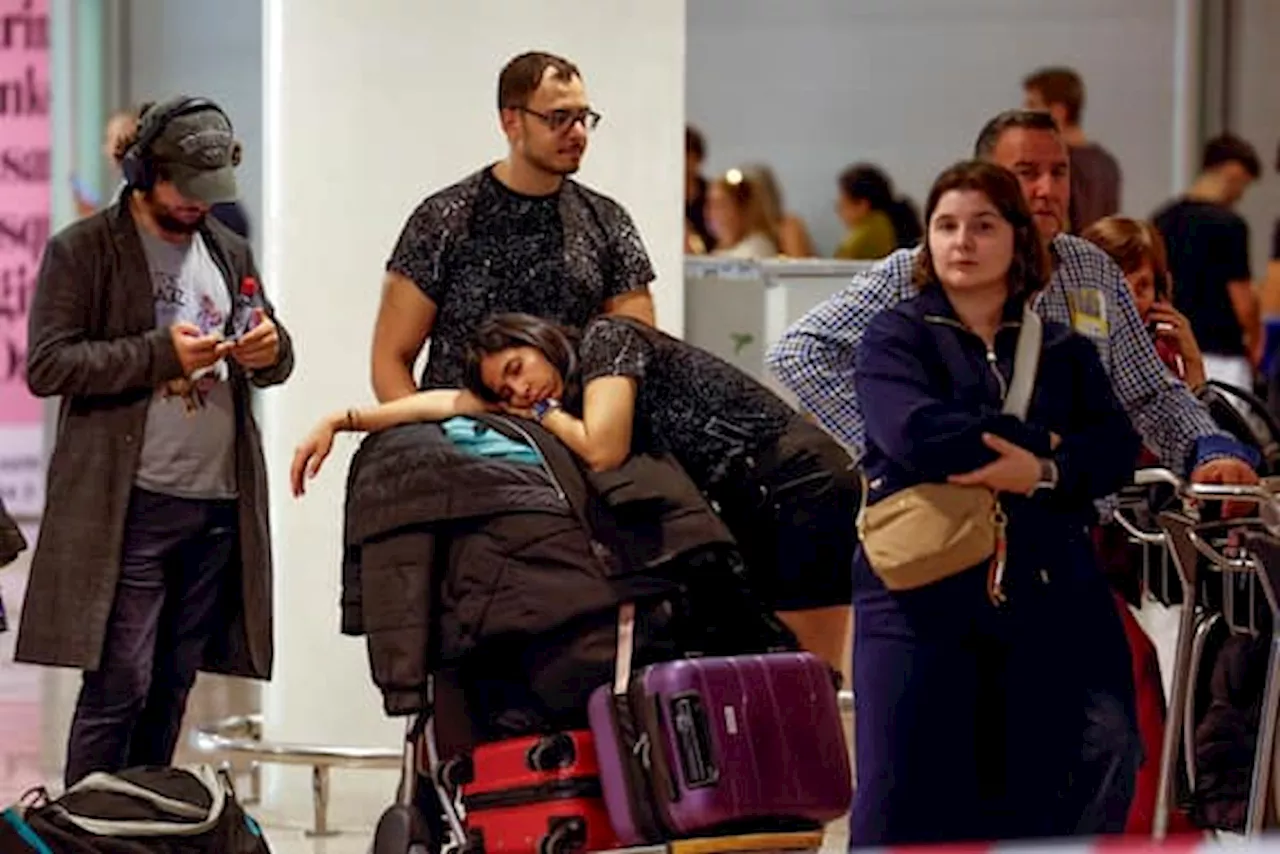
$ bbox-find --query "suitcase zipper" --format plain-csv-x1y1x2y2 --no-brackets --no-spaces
462,777,603,812
491,415,568,503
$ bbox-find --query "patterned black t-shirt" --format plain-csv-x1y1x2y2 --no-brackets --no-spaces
387,167,656,389
578,317,796,487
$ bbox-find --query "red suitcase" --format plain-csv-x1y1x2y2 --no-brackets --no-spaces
449,731,620,854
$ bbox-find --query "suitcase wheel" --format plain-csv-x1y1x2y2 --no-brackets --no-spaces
372,804,434,854
527,733,577,772
538,817,586,854
439,754,475,790
458,829,485,854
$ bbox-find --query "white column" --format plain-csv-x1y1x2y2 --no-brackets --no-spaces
1170,0,1203,193
259,0,686,829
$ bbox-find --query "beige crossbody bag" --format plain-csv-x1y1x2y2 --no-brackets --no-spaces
856,308,1043,602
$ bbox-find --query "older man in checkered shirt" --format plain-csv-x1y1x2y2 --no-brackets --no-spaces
770,110,1257,490
769,109,1258,842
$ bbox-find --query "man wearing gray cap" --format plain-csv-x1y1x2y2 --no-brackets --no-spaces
17,95,294,785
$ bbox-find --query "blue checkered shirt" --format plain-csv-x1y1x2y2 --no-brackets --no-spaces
766,234,1246,477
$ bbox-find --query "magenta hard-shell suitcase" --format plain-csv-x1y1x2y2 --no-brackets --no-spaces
587,605,852,844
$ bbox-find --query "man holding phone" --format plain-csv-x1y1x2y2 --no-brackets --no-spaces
16,95,293,785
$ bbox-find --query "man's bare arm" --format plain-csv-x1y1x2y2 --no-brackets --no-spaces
1227,279,1261,364
371,271,436,402
603,289,656,326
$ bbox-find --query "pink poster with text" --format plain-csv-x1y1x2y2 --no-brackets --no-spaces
0,0,50,517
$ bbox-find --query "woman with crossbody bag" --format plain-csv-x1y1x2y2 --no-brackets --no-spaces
847,161,1142,846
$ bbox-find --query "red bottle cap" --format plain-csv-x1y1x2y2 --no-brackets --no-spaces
240,277,258,296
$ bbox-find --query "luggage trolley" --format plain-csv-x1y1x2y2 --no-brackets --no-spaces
371,677,830,854
1113,468,1280,839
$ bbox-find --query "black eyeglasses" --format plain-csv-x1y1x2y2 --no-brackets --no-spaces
517,107,602,133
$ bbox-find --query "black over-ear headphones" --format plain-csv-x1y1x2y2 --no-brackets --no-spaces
119,96,235,191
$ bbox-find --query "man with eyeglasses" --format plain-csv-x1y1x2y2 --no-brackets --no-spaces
371,51,657,400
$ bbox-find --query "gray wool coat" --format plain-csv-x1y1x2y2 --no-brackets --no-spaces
14,202,294,680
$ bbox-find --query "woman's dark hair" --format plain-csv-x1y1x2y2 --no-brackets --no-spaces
886,198,923,249
463,312,582,404
838,163,923,249
838,164,893,211
913,160,1050,299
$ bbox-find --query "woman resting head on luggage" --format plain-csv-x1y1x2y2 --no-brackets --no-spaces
847,160,1143,846
291,313,859,673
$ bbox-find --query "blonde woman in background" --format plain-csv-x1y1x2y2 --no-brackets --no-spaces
741,164,816,257
705,169,779,259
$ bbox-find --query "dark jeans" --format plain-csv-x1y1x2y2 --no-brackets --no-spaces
848,542,1139,847
65,488,237,787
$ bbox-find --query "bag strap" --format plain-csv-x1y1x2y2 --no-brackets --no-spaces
856,306,1043,523
1002,307,1043,420
52,765,228,838
613,602,636,696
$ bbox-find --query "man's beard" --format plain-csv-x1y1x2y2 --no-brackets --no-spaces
525,142,583,178
145,192,206,234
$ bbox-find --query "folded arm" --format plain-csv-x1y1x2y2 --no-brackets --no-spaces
26,239,186,398
292,389,491,495
537,376,637,472
856,310,1054,479
1045,336,1143,508
341,389,490,433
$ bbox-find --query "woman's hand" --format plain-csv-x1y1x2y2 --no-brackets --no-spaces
1149,302,1206,390
948,433,1042,495
291,415,340,497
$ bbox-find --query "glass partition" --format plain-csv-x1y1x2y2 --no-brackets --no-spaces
683,257,872,405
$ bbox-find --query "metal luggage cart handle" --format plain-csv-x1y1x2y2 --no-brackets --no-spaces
1136,467,1280,840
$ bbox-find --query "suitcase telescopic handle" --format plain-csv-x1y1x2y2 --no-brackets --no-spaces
613,602,637,696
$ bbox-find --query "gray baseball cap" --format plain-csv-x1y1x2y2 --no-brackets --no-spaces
148,96,241,205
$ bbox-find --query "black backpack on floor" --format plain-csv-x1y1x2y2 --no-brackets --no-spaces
0,765,270,853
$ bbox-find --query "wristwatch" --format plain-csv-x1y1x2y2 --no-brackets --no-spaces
1033,458,1060,493
532,398,562,422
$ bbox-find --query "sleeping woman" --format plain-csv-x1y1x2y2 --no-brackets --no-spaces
292,313,859,672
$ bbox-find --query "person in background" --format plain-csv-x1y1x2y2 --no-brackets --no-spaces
1082,214,1205,836
292,312,858,674
770,109,1254,492
833,163,922,260
1023,66,1122,233
685,125,715,254
370,51,656,402
72,109,139,217
742,164,816,257
1259,142,1280,380
1153,133,1261,390
17,95,293,786
1083,217,1206,392
705,169,779,259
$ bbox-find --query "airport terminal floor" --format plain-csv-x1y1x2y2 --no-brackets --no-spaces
1,521,1189,853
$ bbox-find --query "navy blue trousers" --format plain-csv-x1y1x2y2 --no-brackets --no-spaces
848,544,1139,847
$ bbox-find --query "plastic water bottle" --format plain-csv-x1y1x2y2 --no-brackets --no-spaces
233,276,265,340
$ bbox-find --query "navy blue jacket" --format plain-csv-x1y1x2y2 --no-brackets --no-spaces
855,285,1141,589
